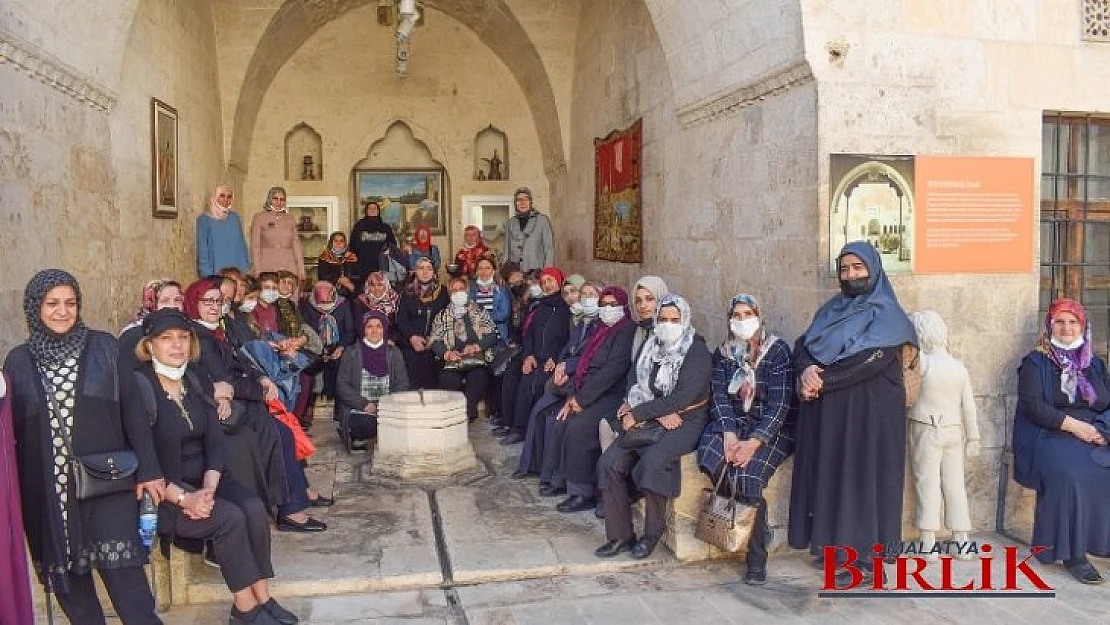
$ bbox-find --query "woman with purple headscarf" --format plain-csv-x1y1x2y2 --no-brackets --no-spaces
1013,298,1110,584
334,311,410,451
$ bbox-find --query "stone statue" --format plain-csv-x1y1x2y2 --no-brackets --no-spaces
908,309,980,558
483,149,503,181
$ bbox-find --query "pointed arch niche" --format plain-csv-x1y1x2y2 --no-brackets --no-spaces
473,124,508,181
285,122,323,180
352,121,450,244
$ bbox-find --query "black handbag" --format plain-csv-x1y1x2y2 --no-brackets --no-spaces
46,391,138,500
617,398,709,450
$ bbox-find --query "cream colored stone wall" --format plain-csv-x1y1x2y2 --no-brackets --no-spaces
239,4,549,253
0,0,223,357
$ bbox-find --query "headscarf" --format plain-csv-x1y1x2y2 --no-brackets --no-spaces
574,286,632,390
802,241,916,366
538,266,566,288
182,278,220,322
320,231,358,265
631,275,669,356
565,274,586,289
309,281,344,346
463,225,483,249
407,257,442,302
572,281,605,325
264,186,287,212
627,294,695,408
359,271,399,317
413,225,433,253
360,310,390,376
1037,298,1097,405
23,269,89,366
209,184,232,219
721,293,766,411
130,278,178,325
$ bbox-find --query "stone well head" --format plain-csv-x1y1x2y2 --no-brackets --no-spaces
370,390,481,483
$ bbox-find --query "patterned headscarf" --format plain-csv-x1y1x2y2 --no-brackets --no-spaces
721,293,766,411
627,294,695,408
264,186,287,212
23,269,89,366
309,281,344,347
359,271,399,317
1037,298,1097,405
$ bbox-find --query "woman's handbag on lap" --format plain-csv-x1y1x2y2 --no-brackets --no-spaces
694,464,758,553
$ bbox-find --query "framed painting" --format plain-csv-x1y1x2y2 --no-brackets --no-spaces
593,119,643,263
151,98,179,218
352,168,447,241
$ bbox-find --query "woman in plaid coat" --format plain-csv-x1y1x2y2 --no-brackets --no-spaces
697,293,797,585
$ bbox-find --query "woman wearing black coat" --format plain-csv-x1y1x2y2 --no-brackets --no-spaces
300,281,357,400
3,270,163,624
503,267,571,444
396,257,450,389
595,294,712,561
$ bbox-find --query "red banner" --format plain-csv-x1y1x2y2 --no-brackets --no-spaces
594,119,643,263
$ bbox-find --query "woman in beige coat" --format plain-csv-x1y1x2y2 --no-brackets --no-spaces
249,186,305,279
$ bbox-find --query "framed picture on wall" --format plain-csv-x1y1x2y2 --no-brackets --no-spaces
151,98,179,218
352,169,447,241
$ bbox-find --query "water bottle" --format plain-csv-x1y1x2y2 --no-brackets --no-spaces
138,491,158,549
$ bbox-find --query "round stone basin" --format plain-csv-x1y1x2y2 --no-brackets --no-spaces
371,390,479,481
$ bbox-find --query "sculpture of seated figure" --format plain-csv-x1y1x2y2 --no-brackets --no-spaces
908,309,980,559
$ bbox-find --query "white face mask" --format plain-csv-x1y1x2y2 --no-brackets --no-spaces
197,319,219,330
599,306,625,326
570,302,583,315
730,317,760,341
654,321,684,344
317,301,336,312
580,297,599,317
1051,335,1085,350
450,291,469,307
528,285,543,298
363,337,385,349
477,277,494,287
260,289,280,304
239,299,258,313
152,355,187,381
221,302,231,316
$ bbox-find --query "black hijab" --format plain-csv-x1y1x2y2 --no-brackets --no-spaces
23,269,88,366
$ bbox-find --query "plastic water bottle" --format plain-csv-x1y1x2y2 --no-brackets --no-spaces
138,491,157,549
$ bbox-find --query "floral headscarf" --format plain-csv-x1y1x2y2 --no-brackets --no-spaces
627,293,695,408
1037,298,1096,405
359,271,399,317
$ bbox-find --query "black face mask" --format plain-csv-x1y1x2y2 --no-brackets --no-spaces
511,285,527,297
839,278,870,297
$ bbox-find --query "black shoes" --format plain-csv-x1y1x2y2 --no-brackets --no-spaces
630,536,660,560
263,598,299,624
1066,559,1105,585
491,426,512,437
594,500,605,519
538,484,566,497
307,495,334,507
277,515,327,532
511,468,531,479
744,568,767,586
499,432,524,445
595,537,637,558
556,495,596,513
229,605,281,624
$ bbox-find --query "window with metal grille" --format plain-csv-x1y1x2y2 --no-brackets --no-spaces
1041,112,1110,355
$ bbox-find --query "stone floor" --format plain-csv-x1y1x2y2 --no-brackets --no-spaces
37,400,1110,624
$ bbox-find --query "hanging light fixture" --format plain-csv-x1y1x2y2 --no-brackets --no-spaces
377,0,425,77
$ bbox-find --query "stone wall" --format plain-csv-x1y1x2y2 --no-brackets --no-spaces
0,0,223,357
238,4,550,253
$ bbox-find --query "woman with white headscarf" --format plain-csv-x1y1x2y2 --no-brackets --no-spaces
595,294,711,560
196,184,250,277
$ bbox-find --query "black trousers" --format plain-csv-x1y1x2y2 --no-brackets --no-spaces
498,353,524,427
511,370,551,432
402,347,439,390
54,566,161,625
439,367,490,421
600,446,668,542
173,478,274,593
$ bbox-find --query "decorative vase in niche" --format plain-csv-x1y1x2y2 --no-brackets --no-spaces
301,155,316,180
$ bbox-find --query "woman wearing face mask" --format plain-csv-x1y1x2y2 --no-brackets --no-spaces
1013,298,1110,584
697,294,797,585
549,287,637,516
517,281,605,483
788,242,916,584
453,226,490,277
469,257,512,422
4,270,164,624
317,232,361,302
428,278,498,422
249,186,304,280
335,311,410,451
301,281,356,402
595,294,711,560
197,184,250,278
502,267,572,446
135,309,298,625
397,257,450,390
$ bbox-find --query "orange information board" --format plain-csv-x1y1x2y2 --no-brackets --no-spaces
913,156,1034,274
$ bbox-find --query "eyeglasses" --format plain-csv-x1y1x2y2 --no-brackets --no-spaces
199,297,222,306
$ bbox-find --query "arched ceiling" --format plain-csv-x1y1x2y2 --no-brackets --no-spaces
226,0,566,183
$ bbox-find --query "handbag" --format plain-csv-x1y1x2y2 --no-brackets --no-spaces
901,343,922,408
443,354,488,372
617,398,709,450
46,391,138,500
694,464,758,553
